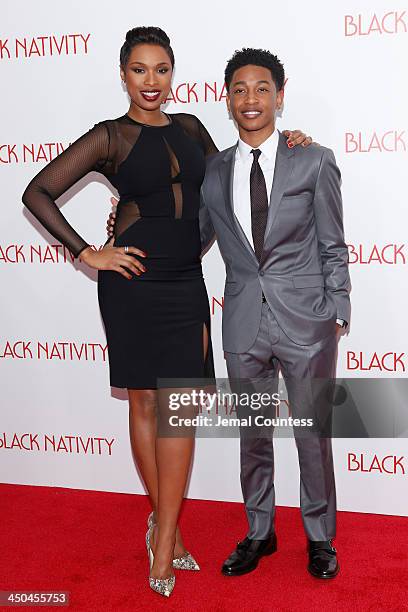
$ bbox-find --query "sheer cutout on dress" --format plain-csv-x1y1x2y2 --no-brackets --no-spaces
172,183,183,220
163,137,183,219
163,137,181,178
114,200,141,240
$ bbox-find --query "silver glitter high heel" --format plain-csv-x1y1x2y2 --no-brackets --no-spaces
147,511,155,529
147,512,200,571
146,525,175,598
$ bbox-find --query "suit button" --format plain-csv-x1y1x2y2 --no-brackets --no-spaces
260,271,265,276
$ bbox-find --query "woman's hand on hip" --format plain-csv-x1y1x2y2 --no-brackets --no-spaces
79,239,147,279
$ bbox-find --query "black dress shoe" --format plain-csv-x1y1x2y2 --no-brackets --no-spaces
221,534,277,576
308,539,339,579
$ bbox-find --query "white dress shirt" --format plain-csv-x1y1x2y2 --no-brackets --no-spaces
233,129,279,249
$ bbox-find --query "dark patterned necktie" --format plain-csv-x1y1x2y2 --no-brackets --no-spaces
250,149,268,261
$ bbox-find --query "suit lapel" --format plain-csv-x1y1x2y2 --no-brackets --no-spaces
217,132,295,264
263,132,295,243
218,145,257,260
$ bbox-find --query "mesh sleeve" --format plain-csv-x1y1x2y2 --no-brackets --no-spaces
173,113,219,158
22,122,111,258
196,116,219,157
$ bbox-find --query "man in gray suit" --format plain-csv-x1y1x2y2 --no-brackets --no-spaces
199,48,351,579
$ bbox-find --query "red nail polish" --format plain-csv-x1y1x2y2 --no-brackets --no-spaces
287,142,294,148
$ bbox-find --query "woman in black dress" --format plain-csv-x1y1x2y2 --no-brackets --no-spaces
22,27,311,597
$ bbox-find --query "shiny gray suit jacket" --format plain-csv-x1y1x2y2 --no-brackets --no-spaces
199,132,351,353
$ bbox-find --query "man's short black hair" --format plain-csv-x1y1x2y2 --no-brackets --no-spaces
224,48,285,92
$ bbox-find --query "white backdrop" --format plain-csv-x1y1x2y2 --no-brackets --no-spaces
1,0,407,516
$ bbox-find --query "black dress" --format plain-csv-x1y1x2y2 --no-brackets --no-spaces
22,113,218,389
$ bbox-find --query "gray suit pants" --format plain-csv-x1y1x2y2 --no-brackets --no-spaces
225,301,338,542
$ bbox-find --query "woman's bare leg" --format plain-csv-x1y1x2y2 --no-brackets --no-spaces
149,324,210,579
128,388,189,559
128,389,159,509
150,435,195,578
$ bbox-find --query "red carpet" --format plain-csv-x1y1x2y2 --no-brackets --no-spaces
1,484,407,611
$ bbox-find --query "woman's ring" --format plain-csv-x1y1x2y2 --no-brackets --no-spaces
124,246,129,253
